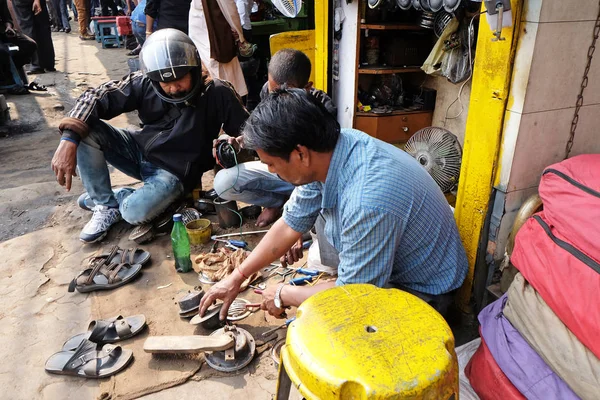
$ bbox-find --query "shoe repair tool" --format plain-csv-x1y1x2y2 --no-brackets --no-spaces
227,298,253,321
143,335,234,354
190,303,224,329
213,239,248,249
205,325,256,372
289,276,313,286
295,268,319,277
249,282,266,290
261,317,296,339
211,230,269,240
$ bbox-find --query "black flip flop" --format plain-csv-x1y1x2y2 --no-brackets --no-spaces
62,315,147,351
45,339,133,378
27,82,47,91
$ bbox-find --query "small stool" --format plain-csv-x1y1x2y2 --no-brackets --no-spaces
276,284,458,400
92,17,123,48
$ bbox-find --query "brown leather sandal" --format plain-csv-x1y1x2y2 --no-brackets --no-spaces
68,259,142,293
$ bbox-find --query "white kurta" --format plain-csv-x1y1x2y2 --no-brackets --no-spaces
189,0,248,97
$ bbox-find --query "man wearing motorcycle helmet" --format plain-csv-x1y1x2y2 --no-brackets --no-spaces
51,29,248,243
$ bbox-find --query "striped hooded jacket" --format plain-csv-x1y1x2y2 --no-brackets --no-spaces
59,71,248,190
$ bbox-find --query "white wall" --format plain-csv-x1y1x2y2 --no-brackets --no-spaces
333,0,359,128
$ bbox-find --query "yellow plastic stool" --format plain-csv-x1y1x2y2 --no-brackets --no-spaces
276,284,458,400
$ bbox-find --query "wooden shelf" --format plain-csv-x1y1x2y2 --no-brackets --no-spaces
360,23,423,30
356,110,431,117
358,67,422,75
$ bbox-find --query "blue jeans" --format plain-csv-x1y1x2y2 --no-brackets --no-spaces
132,20,146,46
52,0,70,29
77,121,184,225
213,161,294,208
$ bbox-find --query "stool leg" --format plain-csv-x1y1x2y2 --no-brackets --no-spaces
275,363,292,400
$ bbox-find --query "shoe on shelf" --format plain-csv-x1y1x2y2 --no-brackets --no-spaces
80,205,122,243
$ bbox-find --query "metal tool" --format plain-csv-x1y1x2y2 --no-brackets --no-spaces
211,230,269,240
205,325,256,372
261,317,296,339
296,268,319,277
249,282,266,290
214,239,247,248
289,276,313,286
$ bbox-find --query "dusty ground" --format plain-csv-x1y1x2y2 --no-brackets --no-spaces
0,32,286,400
0,27,478,400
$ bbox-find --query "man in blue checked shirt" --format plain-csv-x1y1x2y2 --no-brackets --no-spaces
200,88,468,321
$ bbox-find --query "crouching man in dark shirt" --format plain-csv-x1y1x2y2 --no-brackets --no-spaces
51,29,248,243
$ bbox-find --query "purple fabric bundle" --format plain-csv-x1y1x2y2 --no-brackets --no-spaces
479,295,579,400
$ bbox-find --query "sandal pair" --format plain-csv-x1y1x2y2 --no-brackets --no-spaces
68,246,151,293
45,315,145,378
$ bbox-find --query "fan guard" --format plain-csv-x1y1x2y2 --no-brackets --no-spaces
271,0,303,17
405,127,462,193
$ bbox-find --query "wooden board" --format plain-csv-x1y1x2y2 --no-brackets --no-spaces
360,23,423,30
144,335,234,354
358,67,422,75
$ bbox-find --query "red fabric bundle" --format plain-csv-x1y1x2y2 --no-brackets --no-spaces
465,331,525,400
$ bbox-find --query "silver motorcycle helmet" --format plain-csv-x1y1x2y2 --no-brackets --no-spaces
140,29,203,104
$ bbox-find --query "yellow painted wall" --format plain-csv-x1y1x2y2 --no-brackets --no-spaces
454,0,524,310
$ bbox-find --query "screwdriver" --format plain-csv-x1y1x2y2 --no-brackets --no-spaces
261,317,296,338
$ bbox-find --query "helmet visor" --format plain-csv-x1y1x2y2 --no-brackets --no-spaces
140,33,199,82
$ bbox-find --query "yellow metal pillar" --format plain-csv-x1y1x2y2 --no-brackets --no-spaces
455,0,523,310
313,0,329,91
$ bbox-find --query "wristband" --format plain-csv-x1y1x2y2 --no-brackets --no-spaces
60,137,79,145
146,31,152,35
237,267,249,280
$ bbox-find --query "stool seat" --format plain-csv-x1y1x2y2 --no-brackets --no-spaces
279,284,458,399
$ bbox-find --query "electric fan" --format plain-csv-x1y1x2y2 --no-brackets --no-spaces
404,127,462,193
271,0,303,18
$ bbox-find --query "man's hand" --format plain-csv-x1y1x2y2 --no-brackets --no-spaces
32,0,42,15
260,284,287,318
280,238,303,267
51,140,78,191
212,134,243,159
199,272,245,320
4,25,15,38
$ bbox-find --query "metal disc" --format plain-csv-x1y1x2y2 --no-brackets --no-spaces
205,327,256,372
429,0,443,12
227,298,252,322
443,0,461,13
412,0,422,10
198,272,217,285
270,338,286,368
396,0,412,10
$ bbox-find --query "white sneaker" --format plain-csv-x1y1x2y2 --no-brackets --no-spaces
80,205,122,243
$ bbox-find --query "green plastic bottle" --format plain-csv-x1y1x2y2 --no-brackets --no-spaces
171,214,192,273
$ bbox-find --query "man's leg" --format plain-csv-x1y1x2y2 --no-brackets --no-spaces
8,33,37,70
73,0,91,37
119,162,184,226
77,121,143,242
33,0,56,70
11,0,42,71
214,161,294,226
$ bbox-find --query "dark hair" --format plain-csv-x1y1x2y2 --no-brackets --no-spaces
243,88,340,160
268,49,312,88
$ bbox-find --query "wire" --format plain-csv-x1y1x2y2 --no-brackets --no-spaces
443,12,482,126
217,142,244,237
